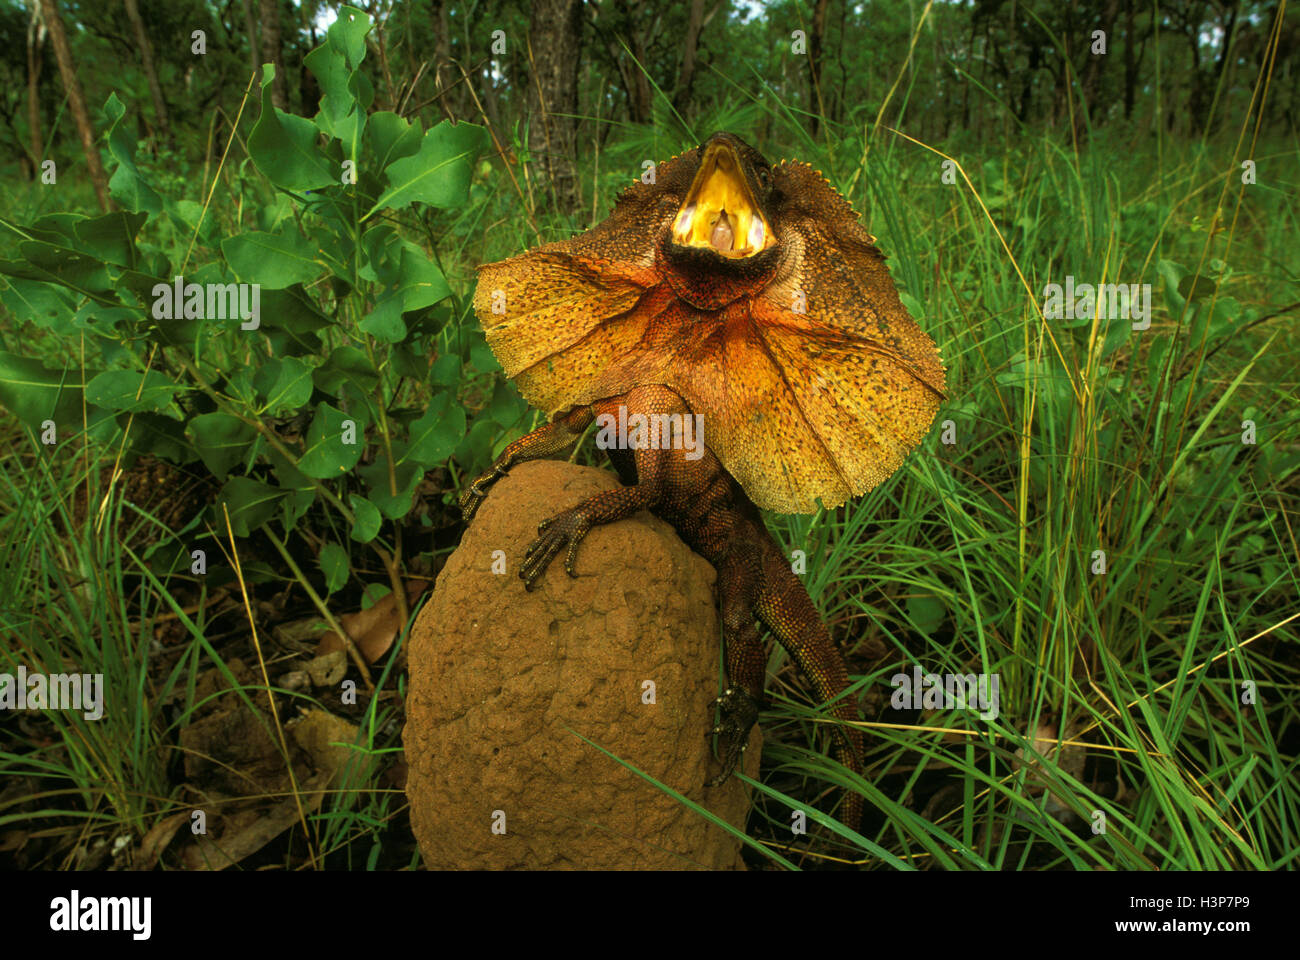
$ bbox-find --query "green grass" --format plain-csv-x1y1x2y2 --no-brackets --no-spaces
1,48,1297,870
0,440,414,868
740,105,1299,869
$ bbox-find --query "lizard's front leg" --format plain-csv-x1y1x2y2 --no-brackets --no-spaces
459,407,594,522
519,481,661,590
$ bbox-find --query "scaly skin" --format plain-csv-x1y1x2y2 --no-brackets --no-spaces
460,383,865,829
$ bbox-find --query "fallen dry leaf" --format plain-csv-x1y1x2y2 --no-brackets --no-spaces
134,811,190,870
290,709,363,787
315,579,430,663
179,772,330,871
305,650,346,687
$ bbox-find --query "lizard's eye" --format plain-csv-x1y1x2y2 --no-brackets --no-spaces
756,168,771,190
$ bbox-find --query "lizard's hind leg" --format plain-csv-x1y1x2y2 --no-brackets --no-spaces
753,558,866,829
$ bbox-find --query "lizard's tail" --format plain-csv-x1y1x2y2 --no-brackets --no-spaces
754,569,865,833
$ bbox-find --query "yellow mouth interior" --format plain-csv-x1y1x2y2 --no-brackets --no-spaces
671,145,775,258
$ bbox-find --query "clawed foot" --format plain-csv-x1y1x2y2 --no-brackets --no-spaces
459,464,509,522
519,508,591,590
706,687,760,786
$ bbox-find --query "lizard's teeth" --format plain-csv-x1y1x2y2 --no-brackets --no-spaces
710,213,734,252
676,204,696,234
747,217,765,250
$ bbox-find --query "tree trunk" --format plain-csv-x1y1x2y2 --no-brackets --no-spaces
25,0,45,177
808,0,830,133
673,0,708,112
258,0,288,110
429,0,464,121
619,28,653,125
1123,0,1136,119
123,0,171,141
39,0,110,210
527,0,582,214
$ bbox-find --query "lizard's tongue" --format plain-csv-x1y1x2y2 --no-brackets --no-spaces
710,212,735,252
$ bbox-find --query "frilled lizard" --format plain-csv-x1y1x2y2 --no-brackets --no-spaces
461,132,945,830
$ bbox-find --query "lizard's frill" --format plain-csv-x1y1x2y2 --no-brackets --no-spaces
473,156,946,514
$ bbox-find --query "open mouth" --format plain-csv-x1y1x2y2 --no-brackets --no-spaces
671,143,775,258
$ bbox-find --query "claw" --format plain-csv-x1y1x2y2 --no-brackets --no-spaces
460,464,509,522
706,687,759,786
519,507,590,590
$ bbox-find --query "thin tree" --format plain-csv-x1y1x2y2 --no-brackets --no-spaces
259,0,289,111
123,0,171,142
528,0,583,214
39,0,110,210
674,0,722,112
809,0,829,133
25,0,46,177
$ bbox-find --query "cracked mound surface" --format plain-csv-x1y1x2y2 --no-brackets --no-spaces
403,459,759,870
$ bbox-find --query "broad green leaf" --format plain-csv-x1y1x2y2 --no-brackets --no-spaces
368,112,422,171
73,211,147,268
0,352,90,429
360,240,449,342
218,477,285,537
489,379,525,426
127,412,197,462
396,244,451,309
255,357,314,414
329,6,372,66
260,286,332,335
1178,274,1217,303
73,302,137,337
85,369,181,413
455,415,498,468
1157,259,1186,311
359,455,421,518
360,583,390,610
225,366,259,407
404,393,465,466
429,354,460,386
305,41,363,158
282,485,316,528
18,240,114,298
360,223,401,283
349,494,382,542
187,412,257,479
906,595,947,637
298,401,364,478
319,542,350,594
313,346,378,395
247,64,336,191
360,292,407,341
222,230,323,288
264,443,316,528
102,93,163,214
469,340,499,373
391,342,429,380
260,286,331,356
371,121,487,214
0,275,78,332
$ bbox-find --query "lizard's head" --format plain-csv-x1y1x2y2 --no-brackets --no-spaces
657,132,783,307
668,132,777,263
